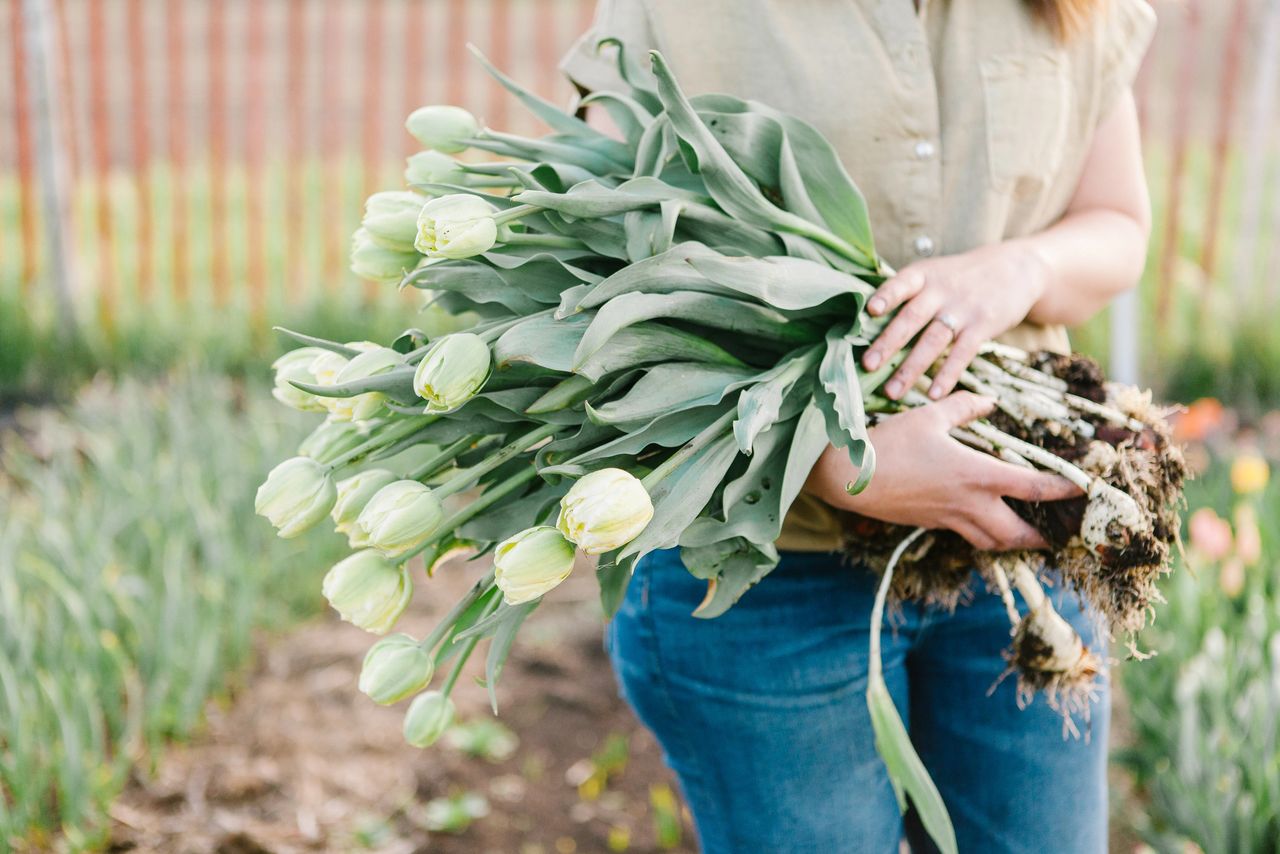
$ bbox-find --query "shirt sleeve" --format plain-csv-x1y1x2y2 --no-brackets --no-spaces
1093,0,1157,123
558,0,657,97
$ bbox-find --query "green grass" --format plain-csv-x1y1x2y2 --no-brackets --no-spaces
1116,455,1280,851
0,372,355,851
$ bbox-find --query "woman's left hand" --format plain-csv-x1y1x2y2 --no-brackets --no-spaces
860,240,1048,401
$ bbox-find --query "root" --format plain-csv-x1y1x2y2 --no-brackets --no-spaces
845,350,1185,709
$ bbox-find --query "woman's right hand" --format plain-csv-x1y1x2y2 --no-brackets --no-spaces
804,392,1082,551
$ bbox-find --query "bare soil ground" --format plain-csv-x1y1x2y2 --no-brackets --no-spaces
106,560,696,854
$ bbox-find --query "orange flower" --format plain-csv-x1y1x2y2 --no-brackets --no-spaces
1173,398,1226,444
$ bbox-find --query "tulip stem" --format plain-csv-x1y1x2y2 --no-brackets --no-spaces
869,527,927,683
407,435,484,482
474,308,556,345
641,409,737,490
492,204,539,226
440,596,501,697
420,568,498,652
433,424,559,500
326,416,434,471
501,233,590,251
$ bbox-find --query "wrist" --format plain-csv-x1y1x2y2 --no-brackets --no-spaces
1011,238,1053,314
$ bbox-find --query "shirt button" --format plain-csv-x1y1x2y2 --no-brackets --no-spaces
913,235,935,258
914,139,935,159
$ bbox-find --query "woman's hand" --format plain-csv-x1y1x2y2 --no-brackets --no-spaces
804,392,1082,551
860,94,1152,404
860,240,1048,402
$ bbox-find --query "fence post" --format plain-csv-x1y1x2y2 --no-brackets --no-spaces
23,0,78,336
1109,290,1140,386
1233,0,1280,309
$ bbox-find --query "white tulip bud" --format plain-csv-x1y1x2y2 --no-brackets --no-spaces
359,634,434,705
255,456,337,539
327,346,403,423
332,468,399,544
361,191,425,253
494,526,577,605
405,150,468,188
557,468,654,555
322,550,413,635
357,480,445,558
403,690,456,747
351,227,422,282
271,347,331,412
414,194,499,259
405,105,479,154
413,333,492,413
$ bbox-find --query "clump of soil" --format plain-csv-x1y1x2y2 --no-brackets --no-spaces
106,562,694,854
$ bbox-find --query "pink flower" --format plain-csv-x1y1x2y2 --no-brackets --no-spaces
1234,503,1263,566
1188,507,1233,563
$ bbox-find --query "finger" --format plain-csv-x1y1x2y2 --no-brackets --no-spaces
977,505,1050,551
950,519,998,552
866,267,926,317
931,391,998,429
997,464,1085,503
862,289,942,372
927,328,983,400
884,320,954,400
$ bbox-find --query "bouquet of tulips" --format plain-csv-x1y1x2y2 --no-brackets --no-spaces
255,44,1184,851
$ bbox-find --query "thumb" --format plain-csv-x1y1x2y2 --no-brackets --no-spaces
932,391,997,428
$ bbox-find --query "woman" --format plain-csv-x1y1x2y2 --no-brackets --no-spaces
562,1,1155,851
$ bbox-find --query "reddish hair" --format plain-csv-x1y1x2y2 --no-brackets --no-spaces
1026,0,1108,38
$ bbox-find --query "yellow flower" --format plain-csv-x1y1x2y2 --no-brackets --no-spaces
1230,453,1270,496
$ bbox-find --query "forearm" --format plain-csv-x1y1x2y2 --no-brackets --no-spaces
1018,205,1149,327
1021,91,1151,328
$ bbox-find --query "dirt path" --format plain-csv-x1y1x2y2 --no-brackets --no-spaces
107,562,696,854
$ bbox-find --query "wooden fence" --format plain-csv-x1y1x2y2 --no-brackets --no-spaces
2,0,1279,375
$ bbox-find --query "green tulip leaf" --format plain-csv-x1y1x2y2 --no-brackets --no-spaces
587,363,757,429
682,538,781,618
573,291,810,369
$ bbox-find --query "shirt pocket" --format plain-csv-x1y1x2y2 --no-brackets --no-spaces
980,51,1072,194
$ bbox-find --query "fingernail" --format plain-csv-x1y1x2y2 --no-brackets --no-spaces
928,384,943,399
885,380,901,398
864,352,881,370
868,298,885,314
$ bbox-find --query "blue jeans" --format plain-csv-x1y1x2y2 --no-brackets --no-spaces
607,548,1109,854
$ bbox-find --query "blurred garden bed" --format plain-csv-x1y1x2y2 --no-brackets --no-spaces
105,565,692,854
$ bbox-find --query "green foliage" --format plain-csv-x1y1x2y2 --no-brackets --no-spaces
1117,462,1280,851
0,373,351,850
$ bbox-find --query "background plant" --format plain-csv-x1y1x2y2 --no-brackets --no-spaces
1117,451,1280,852
0,372,351,850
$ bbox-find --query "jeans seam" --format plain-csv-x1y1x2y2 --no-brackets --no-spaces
639,563,729,848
